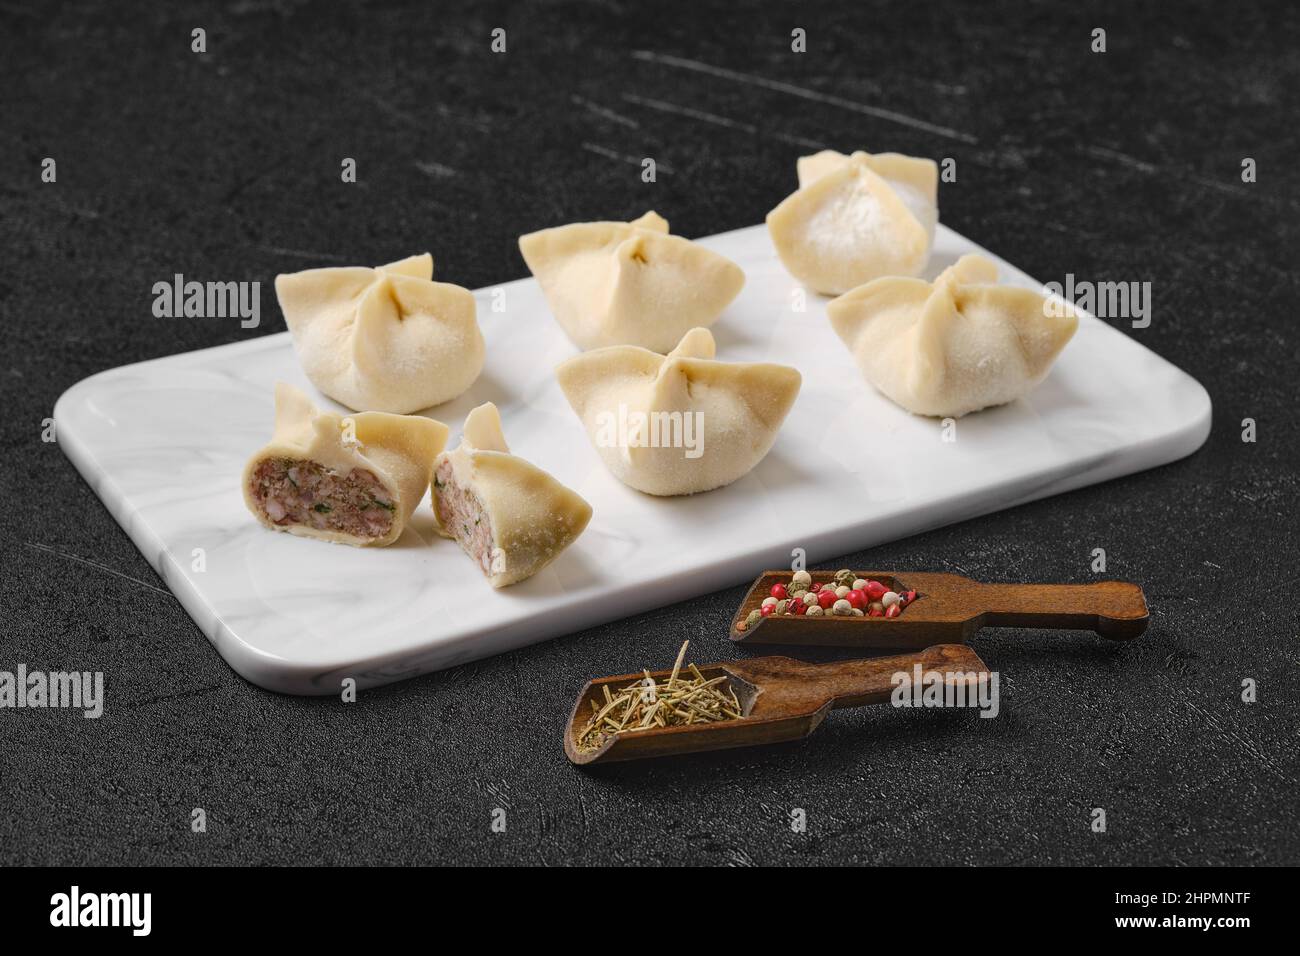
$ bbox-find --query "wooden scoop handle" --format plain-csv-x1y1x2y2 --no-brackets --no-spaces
818,643,989,709
974,581,1148,639
739,644,988,716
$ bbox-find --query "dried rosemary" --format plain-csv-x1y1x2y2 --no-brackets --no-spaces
574,641,743,752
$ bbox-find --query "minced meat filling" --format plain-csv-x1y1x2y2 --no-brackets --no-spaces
249,457,395,539
433,458,496,574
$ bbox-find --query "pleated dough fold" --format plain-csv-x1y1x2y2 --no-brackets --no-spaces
276,254,485,414
519,211,745,351
556,328,801,496
827,254,1078,417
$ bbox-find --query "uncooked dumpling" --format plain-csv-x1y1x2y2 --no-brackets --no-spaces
276,254,484,414
243,383,449,547
519,211,745,352
432,403,592,588
767,150,938,295
827,255,1078,417
555,328,801,496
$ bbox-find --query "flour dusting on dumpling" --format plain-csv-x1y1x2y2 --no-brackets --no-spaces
827,255,1078,417
768,150,938,295
275,254,485,414
555,328,801,496
519,212,745,352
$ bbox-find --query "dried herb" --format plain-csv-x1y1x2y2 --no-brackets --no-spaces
574,642,743,753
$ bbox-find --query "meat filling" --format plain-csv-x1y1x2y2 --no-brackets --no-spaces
249,457,395,540
433,458,496,575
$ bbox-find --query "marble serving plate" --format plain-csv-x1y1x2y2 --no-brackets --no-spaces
55,224,1211,694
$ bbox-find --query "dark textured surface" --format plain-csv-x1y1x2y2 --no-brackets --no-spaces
2,0,1297,866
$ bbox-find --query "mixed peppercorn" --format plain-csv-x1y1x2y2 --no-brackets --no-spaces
735,568,917,631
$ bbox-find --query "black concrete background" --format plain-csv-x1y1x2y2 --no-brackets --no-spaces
2,0,1297,866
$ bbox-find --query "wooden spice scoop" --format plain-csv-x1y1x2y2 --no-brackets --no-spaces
565,643,987,765
730,571,1149,648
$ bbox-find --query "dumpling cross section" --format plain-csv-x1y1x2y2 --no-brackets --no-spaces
243,383,449,547
431,403,593,588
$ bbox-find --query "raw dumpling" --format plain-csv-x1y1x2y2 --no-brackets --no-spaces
767,150,938,295
432,403,592,588
243,383,449,546
827,254,1078,417
555,328,801,496
275,253,485,414
519,211,745,352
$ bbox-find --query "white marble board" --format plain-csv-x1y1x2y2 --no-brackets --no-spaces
55,224,1211,694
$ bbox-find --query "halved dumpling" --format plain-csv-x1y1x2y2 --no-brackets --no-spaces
243,383,448,546
519,211,745,352
432,403,592,587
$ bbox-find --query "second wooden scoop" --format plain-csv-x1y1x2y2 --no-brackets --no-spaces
731,571,1149,648
565,643,989,765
